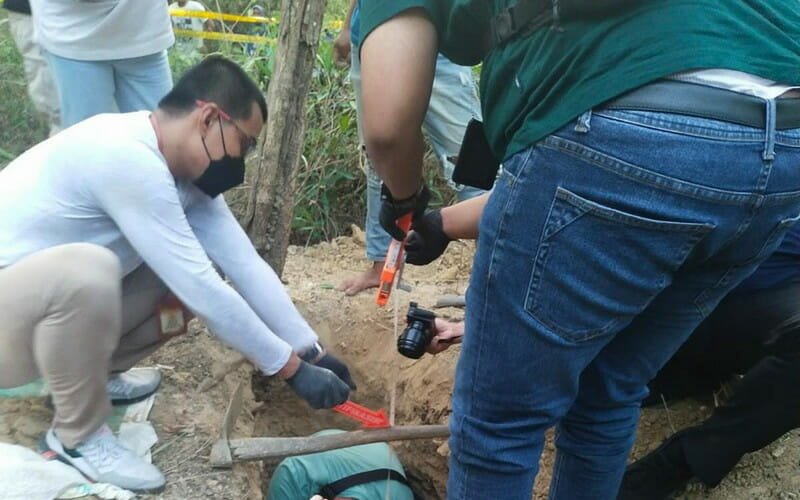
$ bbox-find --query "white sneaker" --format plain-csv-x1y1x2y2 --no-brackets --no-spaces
44,424,165,493
106,368,161,405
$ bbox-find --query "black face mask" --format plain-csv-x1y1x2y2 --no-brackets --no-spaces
194,117,246,198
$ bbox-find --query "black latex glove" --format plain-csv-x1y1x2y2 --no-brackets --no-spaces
285,360,350,409
405,209,452,265
379,183,431,241
314,353,357,390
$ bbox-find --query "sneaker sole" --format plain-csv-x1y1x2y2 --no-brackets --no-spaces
40,432,166,494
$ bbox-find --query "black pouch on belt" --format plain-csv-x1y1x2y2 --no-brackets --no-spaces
452,119,500,191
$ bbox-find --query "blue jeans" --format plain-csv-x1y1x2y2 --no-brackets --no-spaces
350,50,486,260
46,51,173,127
448,106,800,499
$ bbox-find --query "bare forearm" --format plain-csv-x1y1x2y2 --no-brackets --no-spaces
366,130,426,199
360,8,436,199
276,353,301,379
441,193,489,239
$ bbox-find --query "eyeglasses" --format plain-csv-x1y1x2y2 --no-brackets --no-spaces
196,100,258,156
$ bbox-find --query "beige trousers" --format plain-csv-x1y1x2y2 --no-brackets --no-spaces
0,244,169,447
7,12,61,136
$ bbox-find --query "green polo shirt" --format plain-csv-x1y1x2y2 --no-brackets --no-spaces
360,0,800,162
266,430,414,500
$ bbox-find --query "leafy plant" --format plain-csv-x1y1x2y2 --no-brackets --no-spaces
0,12,48,168
291,38,363,244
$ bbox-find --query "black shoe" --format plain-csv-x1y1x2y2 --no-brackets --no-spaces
618,430,694,500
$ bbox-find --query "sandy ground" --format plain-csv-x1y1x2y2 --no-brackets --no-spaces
1,230,798,499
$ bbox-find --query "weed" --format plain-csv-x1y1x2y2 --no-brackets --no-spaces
0,12,48,168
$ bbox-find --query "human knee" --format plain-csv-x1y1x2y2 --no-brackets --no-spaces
556,404,639,457
766,313,800,356
450,414,547,475
56,244,121,303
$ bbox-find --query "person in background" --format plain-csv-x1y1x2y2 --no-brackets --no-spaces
267,429,414,500
168,0,208,58
619,224,800,498
0,56,353,494
29,0,174,128
333,0,485,297
244,4,268,57
3,0,60,136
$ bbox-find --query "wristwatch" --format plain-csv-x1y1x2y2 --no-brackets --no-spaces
300,341,326,364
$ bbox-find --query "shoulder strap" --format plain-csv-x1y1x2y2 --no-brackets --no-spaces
319,468,418,499
485,0,645,53
485,0,551,52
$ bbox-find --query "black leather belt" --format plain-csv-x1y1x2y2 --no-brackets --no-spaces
602,80,800,130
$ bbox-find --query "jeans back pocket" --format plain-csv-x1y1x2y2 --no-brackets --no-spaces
525,187,714,343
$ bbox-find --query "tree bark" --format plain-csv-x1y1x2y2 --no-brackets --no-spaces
243,0,326,275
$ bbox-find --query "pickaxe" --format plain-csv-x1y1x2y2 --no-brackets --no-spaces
209,383,450,468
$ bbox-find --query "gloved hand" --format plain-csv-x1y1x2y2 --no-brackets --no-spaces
379,183,431,241
300,343,357,390
285,360,350,409
314,353,357,390
405,209,452,265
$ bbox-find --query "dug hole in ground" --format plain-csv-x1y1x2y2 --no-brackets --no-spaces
1,229,798,499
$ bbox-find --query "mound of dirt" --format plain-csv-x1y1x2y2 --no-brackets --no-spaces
1,231,798,499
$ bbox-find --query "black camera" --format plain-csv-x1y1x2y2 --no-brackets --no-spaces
397,302,436,359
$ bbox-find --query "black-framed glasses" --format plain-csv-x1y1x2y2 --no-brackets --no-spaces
196,100,258,155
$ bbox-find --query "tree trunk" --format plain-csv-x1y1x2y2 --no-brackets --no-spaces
243,0,326,275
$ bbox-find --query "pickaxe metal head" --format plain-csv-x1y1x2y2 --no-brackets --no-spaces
209,381,244,468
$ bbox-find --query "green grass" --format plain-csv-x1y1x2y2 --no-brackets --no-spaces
0,12,48,168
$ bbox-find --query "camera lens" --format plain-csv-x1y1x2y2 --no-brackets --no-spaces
397,320,430,359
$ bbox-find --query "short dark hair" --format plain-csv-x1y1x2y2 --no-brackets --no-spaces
158,55,267,123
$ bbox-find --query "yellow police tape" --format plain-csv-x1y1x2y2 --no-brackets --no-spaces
173,28,275,45
169,10,343,44
170,9,343,29
169,9,277,24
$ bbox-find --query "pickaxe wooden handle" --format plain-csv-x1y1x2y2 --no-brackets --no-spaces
210,424,449,467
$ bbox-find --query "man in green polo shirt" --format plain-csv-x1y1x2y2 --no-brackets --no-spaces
356,1,800,498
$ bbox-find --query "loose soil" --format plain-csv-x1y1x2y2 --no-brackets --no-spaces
1,229,798,499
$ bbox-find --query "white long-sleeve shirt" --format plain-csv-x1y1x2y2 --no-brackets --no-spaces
0,112,317,375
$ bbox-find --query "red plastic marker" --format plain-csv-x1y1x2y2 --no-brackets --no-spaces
375,213,413,307
334,400,390,428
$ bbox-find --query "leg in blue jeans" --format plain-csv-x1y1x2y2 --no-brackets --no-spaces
448,108,800,499
46,51,172,128
46,53,116,127
112,51,173,114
